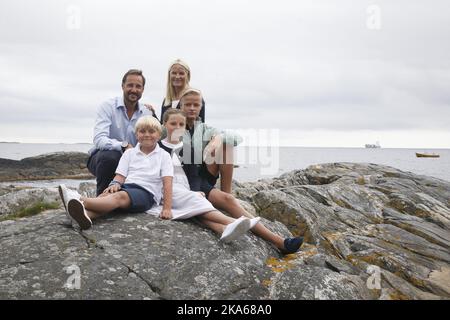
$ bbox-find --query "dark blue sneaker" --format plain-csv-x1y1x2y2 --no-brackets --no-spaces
282,237,304,254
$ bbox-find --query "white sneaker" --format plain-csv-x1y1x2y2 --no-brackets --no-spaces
58,184,81,223
58,184,81,209
249,217,261,229
67,198,92,230
220,216,251,243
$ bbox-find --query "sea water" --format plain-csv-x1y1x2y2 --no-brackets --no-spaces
0,143,449,187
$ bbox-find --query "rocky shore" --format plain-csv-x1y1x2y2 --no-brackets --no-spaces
0,152,92,182
0,158,449,300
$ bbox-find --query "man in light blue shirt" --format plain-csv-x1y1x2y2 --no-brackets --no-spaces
87,69,155,195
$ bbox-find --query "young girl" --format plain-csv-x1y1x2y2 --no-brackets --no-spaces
146,108,260,242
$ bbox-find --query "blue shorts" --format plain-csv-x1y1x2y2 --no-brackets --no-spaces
199,165,219,199
120,183,156,213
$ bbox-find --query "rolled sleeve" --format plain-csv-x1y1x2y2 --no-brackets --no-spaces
221,130,243,146
203,124,243,147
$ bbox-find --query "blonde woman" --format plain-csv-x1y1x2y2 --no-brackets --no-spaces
160,59,205,123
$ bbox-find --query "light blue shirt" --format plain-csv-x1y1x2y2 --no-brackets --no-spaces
89,97,153,155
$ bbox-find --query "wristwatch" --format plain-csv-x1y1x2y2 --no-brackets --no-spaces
121,141,129,152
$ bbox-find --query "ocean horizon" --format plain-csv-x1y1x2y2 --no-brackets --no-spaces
1,142,449,184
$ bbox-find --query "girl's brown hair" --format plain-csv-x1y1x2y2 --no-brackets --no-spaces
162,108,186,124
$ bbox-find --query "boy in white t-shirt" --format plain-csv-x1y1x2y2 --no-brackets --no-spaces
59,116,173,230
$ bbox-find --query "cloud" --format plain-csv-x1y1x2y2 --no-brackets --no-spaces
0,0,449,146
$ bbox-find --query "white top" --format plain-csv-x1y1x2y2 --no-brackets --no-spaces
146,139,216,220
115,143,173,204
160,139,190,190
171,100,180,108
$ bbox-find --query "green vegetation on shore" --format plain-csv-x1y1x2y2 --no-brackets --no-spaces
0,201,60,222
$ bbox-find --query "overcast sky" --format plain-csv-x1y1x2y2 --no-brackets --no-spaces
1,0,449,147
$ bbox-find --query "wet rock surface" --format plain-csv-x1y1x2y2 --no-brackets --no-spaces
1,162,449,299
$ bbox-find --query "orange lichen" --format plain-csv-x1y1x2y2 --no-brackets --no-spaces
297,244,318,259
321,231,344,243
356,176,366,185
388,290,410,300
266,256,296,273
262,279,272,287
348,252,383,267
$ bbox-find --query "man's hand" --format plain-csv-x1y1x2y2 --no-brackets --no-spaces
160,208,172,220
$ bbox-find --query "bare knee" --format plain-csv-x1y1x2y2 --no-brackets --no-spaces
221,193,240,209
112,191,130,208
209,190,237,208
223,193,235,203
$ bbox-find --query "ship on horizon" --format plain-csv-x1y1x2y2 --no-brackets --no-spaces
365,141,381,148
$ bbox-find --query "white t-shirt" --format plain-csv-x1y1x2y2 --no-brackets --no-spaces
171,100,180,108
115,143,173,204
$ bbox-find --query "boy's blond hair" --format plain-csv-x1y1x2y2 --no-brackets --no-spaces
179,88,202,106
135,116,162,134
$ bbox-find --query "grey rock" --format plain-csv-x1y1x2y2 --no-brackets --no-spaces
268,265,375,300
379,269,443,300
235,162,450,299
0,187,61,216
0,210,289,300
303,253,361,276
78,181,97,198
1,162,450,300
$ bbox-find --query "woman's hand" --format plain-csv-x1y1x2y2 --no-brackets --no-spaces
160,208,172,220
144,103,155,113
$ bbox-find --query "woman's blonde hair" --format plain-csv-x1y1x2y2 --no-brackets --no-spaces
135,116,162,134
164,59,191,107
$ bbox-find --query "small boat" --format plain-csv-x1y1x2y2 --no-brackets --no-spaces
416,152,440,158
365,141,381,148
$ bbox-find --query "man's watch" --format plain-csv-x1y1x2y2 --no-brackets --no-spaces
121,141,129,152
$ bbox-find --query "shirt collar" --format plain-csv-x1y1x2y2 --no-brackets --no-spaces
135,142,161,156
116,96,144,114
161,139,183,149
